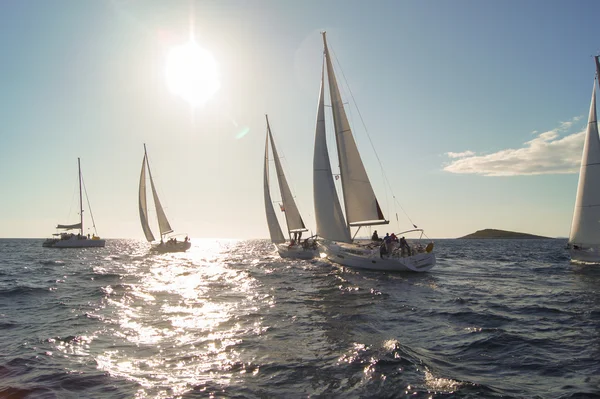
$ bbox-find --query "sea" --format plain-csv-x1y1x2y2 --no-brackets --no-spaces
0,238,599,399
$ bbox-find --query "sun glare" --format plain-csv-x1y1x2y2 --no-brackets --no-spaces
165,40,220,107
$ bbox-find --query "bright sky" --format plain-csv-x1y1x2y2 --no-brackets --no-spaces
2,0,599,239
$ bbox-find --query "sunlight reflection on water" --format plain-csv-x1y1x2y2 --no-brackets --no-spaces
88,239,268,398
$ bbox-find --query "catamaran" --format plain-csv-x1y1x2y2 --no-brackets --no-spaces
139,144,191,253
42,158,106,248
568,56,600,263
264,115,318,259
312,32,435,272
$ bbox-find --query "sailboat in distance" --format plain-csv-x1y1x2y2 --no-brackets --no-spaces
264,115,318,259
568,56,600,263
313,32,435,272
139,144,191,253
43,158,106,248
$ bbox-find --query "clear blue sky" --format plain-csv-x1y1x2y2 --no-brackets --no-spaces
1,0,599,239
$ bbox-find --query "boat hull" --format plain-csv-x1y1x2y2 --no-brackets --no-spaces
569,246,600,263
319,240,435,272
43,237,106,248
276,243,319,259
151,241,192,253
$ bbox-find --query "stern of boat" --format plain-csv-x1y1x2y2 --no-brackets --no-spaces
276,243,318,259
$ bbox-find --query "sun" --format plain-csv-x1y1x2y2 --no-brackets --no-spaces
165,40,220,107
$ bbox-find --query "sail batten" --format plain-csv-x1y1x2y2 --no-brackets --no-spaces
313,60,352,243
138,153,155,242
322,33,387,227
264,130,286,244
569,75,600,246
266,118,308,234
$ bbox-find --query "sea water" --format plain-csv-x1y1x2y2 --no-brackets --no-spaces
0,238,598,398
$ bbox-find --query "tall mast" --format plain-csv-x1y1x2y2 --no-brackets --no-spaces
321,31,387,228
78,157,83,236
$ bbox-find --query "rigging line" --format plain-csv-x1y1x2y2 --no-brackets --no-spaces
81,175,98,235
329,44,417,229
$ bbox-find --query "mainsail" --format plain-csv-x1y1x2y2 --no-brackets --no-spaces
56,222,82,230
138,152,155,242
264,131,286,244
313,62,352,243
322,32,387,227
569,72,600,247
266,116,308,234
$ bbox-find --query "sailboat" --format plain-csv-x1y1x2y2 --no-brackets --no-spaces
568,56,600,263
139,144,191,253
312,32,435,272
42,158,106,248
264,115,318,259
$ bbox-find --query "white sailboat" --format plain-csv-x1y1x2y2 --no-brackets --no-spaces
568,56,600,263
139,144,191,253
264,115,318,259
313,32,435,272
43,158,106,248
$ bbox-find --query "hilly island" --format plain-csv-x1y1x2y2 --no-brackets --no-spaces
459,229,553,239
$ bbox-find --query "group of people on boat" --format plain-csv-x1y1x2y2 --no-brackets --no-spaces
61,233,93,241
163,236,189,246
288,231,317,250
372,230,412,258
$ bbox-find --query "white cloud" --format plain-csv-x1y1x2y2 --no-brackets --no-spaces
443,117,586,176
446,150,475,159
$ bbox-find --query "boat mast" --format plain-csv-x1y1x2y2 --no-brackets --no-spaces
321,31,387,230
78,157,83,236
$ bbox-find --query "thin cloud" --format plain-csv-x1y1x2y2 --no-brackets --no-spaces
444,117,586,176
446,150,475,159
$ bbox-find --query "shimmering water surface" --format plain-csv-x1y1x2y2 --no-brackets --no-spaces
0,238,599,398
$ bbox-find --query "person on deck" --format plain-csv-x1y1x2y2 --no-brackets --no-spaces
384,233,392,255
371,230,379,241
379,241,387,258
400,236,411,256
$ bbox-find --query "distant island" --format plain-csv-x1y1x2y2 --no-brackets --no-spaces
459,229,553,239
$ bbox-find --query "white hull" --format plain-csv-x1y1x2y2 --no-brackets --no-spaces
275,243,319,260
569,246,600,263
151,241,191,253
319,240,435,272
43,236,105,248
